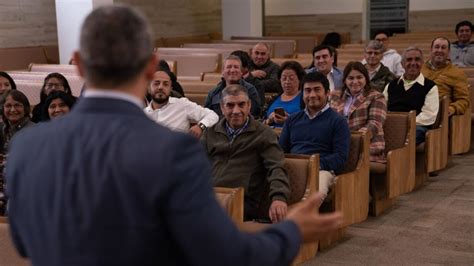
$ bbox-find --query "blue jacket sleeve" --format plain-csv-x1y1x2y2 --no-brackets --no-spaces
165,135,301,266
319,117,350,173
279,118,292,153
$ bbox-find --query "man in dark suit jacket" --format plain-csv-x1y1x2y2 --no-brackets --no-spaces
6,5,342,266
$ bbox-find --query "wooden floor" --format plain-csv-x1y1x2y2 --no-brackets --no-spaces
304,149,474,265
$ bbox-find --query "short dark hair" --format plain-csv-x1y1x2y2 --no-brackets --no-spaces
341,61,372,96
230,50,251,69
79,5,153,88
301,71,330,92
455,20,473,34
0,72,17,91
41,91,76,121
40,73,73,102
278,60,306,81
321,32,342,48
431,37,451,50
3,90,31,123
312,45,334,57
373,29,391,39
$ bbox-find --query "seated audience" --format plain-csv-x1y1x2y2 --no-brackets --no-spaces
145,70,218,138
306,45,344,95
205,55,261,118
264,60,305,128
450,20,474,67
0,72,17,119
231,50,265,104
279,72,350,198
332,62,387,162
384,47,439,145
41,91,76,121
422,37,470,116
1,90,34,152
371,30,404,76
363,40,396,92
248,42,282,93
202,85,290,223
31,72,76,123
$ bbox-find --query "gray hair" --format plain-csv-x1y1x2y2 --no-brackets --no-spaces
220,84,249,104
79,5,154,87
365,40,385,53
401,46,424,63
222,55,243,70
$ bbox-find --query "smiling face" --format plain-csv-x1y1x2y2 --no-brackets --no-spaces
149,71,172,104
430,38,450,67
0,76,12,96
457,25,472,44
48,98,70,119
313,48,334,75
402,49,423,80
222,59,242,84
3,95,25,124
220,92,251,129
345,69,366,96
280,69,300,96
303,81,329,114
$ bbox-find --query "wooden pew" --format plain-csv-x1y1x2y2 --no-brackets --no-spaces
156,48,243,70
212,40,296,58
182,43,255,53
214,187,244,224
157,54,220,78
28,64,78,74
231,36,316,54
370,111,416,216
238,154,320,265
450,110,471,155
272,58,312,68
415,97,450,188
15,81,43,105
186,93,208,106
180,82,215,94
0,47,48,71
319,132,370,249
162,34,213,47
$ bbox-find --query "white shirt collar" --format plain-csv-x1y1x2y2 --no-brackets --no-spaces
400,73,425,86
145,97,177,111
83,89,144,108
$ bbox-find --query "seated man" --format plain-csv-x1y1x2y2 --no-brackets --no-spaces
249,42,282,93
373,30,404,77
279,72,350,198
450,20,474,67
306,45,344,94
203,84,290,223
205,55,261,118
422,37,470,116
231,50,265,105
363,40,396,92
384,47,439,144
145,69,218,138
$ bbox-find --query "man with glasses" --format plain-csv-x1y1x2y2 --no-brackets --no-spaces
372,30,404,76
363,40,396,92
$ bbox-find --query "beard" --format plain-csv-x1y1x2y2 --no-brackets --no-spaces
152,93,169,104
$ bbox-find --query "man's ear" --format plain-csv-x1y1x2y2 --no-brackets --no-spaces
73,51,85,78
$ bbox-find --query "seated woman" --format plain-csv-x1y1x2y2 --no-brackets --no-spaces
41,91,76,121
264,61,305,127
0,72,17,119
31,73,75,123
332,61,387,162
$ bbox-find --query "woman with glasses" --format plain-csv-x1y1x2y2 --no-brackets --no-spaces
263,61,305,127
332,61,387,162
41,91,76,121
31,72,75,123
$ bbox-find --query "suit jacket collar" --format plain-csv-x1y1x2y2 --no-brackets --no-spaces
72,97,147,117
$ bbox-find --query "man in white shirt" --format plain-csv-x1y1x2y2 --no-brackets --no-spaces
383,47,439,144
145,70,218,138
373,30,405,77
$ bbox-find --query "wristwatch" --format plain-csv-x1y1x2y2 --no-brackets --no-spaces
197,122,207,131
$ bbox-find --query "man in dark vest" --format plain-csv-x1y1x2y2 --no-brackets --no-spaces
383,46,439,144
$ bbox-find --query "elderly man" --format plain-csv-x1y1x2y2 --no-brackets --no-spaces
306,45,344,94
384,47,439,144
279,72,350,199
422,37,470,116
450,20,474,67
363,40,396,92
372,30,404,77
5,5,342,266
249,42,282,93
144,69,218,138
205,55,261,117
203,84,290,223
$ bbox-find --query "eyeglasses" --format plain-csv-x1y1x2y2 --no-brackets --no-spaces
45,83,64,89
4,103,24,110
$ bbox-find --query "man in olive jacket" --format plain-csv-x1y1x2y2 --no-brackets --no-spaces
202,84,290,224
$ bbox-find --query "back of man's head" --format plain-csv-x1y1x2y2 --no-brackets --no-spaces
78,5,153,88
301,71,330,93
